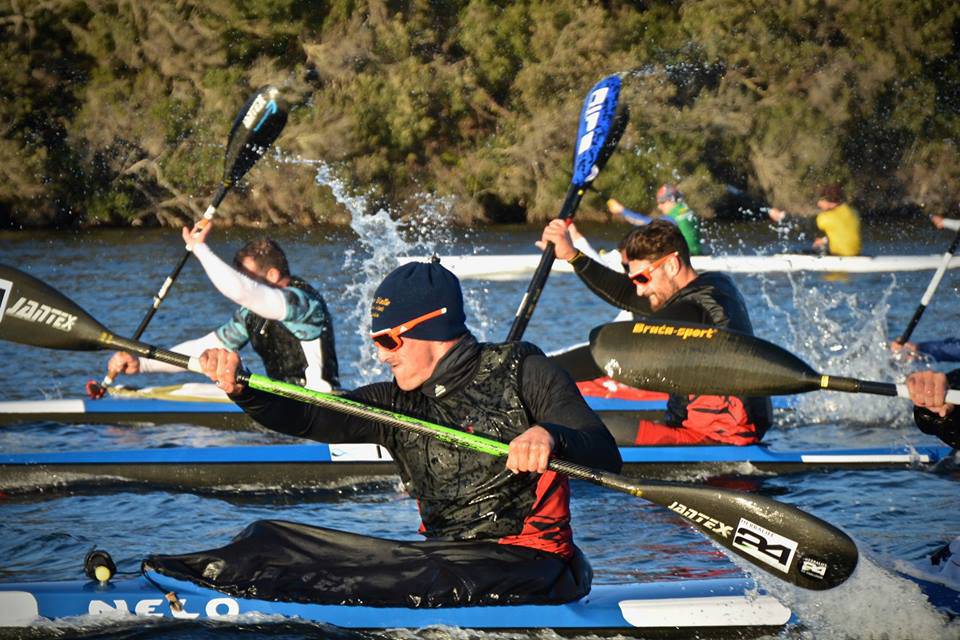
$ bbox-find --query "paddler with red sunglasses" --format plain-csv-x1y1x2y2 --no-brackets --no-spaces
540,219,771,445
194,260,621,608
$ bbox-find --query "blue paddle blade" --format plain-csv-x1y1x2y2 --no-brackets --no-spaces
571,74,623,186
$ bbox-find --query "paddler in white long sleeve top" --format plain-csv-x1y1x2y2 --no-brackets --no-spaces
931,215,960,232
105,222,339,391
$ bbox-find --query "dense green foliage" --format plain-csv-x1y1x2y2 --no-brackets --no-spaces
1,0,958,227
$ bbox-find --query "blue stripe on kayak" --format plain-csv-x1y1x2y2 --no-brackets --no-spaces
585,398,666,411
618,444,952,463
1,444,951,466
80,399,244,414
34,396,793,416
0,444,334,465
584,396,793,412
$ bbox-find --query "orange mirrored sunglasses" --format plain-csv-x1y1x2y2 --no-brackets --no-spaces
370,307,447,351
628,251,678,285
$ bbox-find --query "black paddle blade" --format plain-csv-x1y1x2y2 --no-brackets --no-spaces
223,85,288,186
0,265,110,351
589,320,821,396
638,482,858,590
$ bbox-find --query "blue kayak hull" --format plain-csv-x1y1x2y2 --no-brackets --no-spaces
0,393,792,430
0,573,794,632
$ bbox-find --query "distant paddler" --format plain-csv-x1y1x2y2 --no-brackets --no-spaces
768,183,861,256
539,218,771,445
606,183,703,256
105,221,339,392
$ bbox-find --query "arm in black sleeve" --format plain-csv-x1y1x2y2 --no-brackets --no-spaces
914,369,960,449
232,382,397,446
520,354,623,472
571,253,652,315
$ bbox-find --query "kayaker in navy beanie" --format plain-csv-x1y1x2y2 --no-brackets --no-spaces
168,260,622,608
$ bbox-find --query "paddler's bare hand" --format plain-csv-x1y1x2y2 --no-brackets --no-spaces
607,198,626,216
199,348,245,396
107,351,140,377
931,215,945,230
182,219,213,251
506,425,555,474
536,219,577,261
768,207,786,223
906,371,954,417
889,340,919,361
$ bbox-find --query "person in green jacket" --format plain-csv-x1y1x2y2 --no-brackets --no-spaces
654,184,703,256
608,184,703,256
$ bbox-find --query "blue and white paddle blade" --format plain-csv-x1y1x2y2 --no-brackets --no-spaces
572,74,623,186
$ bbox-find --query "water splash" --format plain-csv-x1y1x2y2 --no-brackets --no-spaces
313,165,490,385
759,273,923,427
757,556,959,639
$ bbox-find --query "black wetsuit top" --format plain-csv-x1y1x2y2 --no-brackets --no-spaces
571,256,772,433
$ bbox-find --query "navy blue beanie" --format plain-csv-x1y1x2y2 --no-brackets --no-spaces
371,261,467,340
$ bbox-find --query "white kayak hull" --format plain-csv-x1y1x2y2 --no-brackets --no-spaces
398,253,960,279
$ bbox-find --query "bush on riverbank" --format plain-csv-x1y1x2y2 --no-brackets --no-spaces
1,1,958,228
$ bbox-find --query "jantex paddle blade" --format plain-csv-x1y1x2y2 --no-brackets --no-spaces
223,85,288,186
630,481,858,590
589,319,822,396
0,265,110,351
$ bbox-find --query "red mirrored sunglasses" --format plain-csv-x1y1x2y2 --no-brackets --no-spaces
370,307,447,351
628,251,678,285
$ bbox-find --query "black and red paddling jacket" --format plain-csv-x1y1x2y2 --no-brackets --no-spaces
234,335,622,558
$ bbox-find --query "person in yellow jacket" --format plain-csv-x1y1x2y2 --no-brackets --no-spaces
768,184,861,256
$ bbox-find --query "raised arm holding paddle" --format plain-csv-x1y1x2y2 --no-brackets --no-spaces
541,219,771,446
104,221,340,393
87,85,288,398
506,73,629,341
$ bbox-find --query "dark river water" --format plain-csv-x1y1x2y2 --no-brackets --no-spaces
0,182,958,638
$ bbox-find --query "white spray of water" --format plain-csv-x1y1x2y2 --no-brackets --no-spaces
759,273,924,427
313,165,491,385
752,556,959,639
